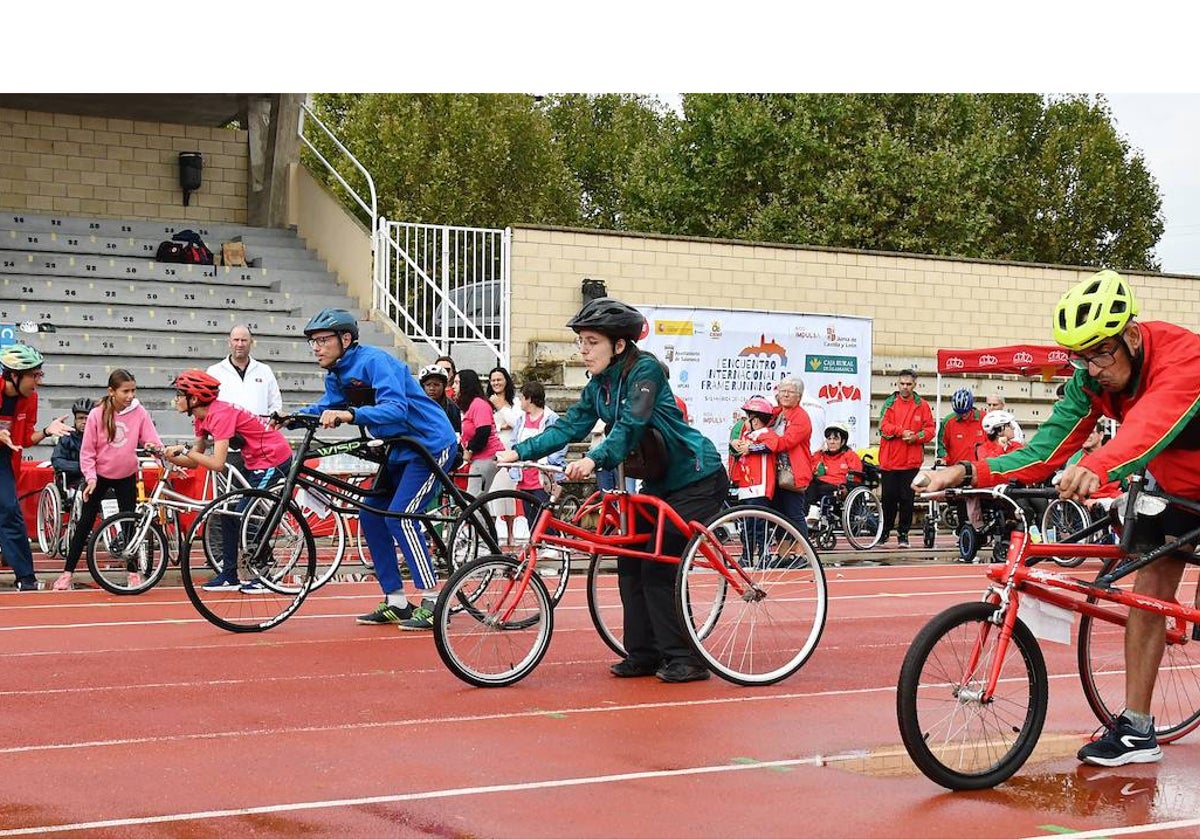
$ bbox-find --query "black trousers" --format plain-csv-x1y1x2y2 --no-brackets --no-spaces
880,468,919,539
63,474,137,572
619,470,729,666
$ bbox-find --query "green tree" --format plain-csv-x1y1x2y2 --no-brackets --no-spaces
307,93,580,229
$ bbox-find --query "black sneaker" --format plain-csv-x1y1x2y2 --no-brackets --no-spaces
1077,714,1162,767
398,599,437,632
356,601,413,625
14,578,42,592
897,535,910,549
656,659,710,683
610,658,660,678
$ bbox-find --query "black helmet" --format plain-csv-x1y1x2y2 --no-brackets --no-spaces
303,308,359,342
566,297,646,342
71,397,96,416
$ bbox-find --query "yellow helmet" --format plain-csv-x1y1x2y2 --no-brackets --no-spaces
1053,269,1139,351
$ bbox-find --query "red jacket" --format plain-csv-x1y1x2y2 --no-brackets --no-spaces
878,392,935,470
766,404,813,491
938,410,984,465
730,425,779,499
813,447,863,487
0,390,37,475
977,321,1200,496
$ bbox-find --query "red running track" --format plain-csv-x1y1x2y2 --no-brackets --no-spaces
1,559,1199,838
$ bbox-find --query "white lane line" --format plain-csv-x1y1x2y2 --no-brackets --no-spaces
0,684,893,756
1021,817,1200,838
0,752,851,837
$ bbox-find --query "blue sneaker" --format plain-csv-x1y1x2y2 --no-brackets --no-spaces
1077,713,1162,767
239,579,267,594
202,573,241,591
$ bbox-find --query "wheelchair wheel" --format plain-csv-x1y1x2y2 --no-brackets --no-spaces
957,524,980,563
36,484,63,557
677,507,826,685
1041,499,1089,567
939,503,960,532
922,517,936,549
813,518,836,552
842,486,883,549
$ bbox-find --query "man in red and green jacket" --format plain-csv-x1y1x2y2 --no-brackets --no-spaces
918,269,1200,769
878,368,935,547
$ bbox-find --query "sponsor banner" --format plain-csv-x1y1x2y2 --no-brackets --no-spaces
0,324,15,348
638,307,873,456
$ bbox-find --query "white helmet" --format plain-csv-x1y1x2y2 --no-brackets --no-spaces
982,409,1015,435
418,363,449,384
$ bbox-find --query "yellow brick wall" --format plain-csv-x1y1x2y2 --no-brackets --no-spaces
511,226,1200,373
0,107,248,223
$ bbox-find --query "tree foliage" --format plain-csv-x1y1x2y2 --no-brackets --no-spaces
308,92,1164,271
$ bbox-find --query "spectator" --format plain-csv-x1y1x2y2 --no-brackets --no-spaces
418,364,461,434
498,297,727,683
729,397,780,506
878,368,935,548
807,423,863,512
53,369,162,591
508,381,567,554
455,369,504,499
294,308,457,631
50,397,97,487
0,344,71,590
207,325,282,418
162,370,294,592
937,387,985,528
984,393,1024,443
767,377,814,536
488,366,521,539
435,355,457,401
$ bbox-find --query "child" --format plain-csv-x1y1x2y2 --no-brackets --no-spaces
807,422,864,514
728,397,780,506
508,381,567,557
49,397,97,488
161,370,294,591
54,370,161,591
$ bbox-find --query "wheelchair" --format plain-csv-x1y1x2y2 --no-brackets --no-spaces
955,487,1050,563
1040,496,1118,567
35,471,85,557
808,471,884,552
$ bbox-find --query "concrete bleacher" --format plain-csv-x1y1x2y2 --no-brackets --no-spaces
2,210,398,448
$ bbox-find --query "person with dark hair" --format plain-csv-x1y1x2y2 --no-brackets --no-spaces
455,368,503,499
435,355,457,400
0,344,71,590
487,366,521,539
498,297,727,684
54,369,162,591
878,368,934,548
418,364,461,433
508,380,568,550
50,397,97,487
294,307,457,630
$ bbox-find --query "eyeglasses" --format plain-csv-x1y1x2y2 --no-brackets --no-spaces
26,370,45,380
776,388,798,395
307,334,339,348
575,336,606,350
1070,342,1120,371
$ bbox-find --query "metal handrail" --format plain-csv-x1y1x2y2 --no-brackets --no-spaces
297,100,378,237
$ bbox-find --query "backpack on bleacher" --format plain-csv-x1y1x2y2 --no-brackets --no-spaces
155,241,185,262
171,229,214,265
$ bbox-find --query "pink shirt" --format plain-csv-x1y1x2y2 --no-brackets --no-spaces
515,412,546,491
80,400,162,483
194,400,292,471
461,397,503,459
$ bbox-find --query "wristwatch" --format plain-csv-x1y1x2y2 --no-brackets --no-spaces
956,460,976,488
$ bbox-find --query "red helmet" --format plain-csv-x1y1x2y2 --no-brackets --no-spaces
173,369,221,404
741,397,776,417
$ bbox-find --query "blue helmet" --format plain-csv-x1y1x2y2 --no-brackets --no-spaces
303,308,359,342
951,387,974,415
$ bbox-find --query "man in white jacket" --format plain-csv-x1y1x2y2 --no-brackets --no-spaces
207,325,282,418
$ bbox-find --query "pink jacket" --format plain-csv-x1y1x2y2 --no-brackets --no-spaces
80,399,162,483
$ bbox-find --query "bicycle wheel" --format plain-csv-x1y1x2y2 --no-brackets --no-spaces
587,552,625,657
433,554,554,687
86,511,169,595
290,485,348,590
842,486,883,550
897,601,1048,790
182,489,317,633
449,489,571,606
157,507,182,568
1041,499,1090,567
1077,560,1200,743
36,484,63,557
677,507,825,686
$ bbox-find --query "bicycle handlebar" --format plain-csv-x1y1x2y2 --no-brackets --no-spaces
503,461,567,475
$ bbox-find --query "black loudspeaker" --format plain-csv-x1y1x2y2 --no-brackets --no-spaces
581,277,607,303
178,151,203,207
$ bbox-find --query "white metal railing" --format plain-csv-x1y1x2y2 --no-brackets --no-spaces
376,221,510,370
297,100,378,235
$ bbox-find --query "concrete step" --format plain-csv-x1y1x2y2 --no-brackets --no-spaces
1,275,306,314
21,327,320,365
3,211,304,246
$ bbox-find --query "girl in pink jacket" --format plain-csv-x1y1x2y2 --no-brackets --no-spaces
54,369,162,590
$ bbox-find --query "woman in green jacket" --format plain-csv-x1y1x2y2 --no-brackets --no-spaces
498,298,727,683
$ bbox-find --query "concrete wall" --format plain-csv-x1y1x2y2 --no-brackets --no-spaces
286,163,373,308
0,107,248,223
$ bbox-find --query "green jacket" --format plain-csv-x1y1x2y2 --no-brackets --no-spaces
513,352,724,495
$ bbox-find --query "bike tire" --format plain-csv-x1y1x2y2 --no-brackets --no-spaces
1042,499,1090,568
85,511,169,595
432,554,554,687
586,552,625,657
677,506,824,686
1077,559,1200,743
36,484,63,557
897,601,1048,790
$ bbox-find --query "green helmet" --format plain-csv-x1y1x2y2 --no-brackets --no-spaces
0,343,44,372
1053,270,1139,351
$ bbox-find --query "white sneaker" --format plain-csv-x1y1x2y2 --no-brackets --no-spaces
538,548,565,561
52,571,74,591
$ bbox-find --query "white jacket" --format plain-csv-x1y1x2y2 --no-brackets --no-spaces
207,356,283,417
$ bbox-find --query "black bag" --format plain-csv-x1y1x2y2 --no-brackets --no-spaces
624,426,667,481
172,229,214,265
155,241,185,263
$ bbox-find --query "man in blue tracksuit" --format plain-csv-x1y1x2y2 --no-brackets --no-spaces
297,308,457,629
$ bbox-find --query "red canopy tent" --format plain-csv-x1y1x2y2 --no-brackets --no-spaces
936,344,1074,379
